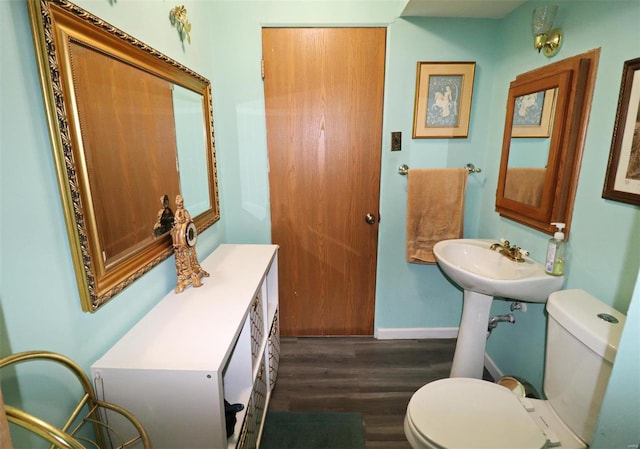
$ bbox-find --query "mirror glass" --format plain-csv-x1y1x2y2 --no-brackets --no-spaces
504,88,557,208
173,85,211,218
495,50,599,237
28,0,220,311
69,39,183,267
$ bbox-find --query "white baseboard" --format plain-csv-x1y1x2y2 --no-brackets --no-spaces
484,352,504,380
375,327,459,340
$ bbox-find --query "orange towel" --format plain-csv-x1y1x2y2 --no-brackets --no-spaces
504,167,546,207
406,168,468,264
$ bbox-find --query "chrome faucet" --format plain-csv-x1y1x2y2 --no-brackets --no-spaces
490,239,529,263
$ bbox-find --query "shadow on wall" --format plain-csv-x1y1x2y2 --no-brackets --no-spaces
0,298,22,440
613,210,640,312
0,299,11,359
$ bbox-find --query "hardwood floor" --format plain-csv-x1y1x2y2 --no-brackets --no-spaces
267,337,491,449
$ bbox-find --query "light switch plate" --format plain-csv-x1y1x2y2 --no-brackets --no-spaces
391,131,401,151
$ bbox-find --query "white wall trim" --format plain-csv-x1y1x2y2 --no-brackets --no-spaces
375,327,458,340
484,352,504,381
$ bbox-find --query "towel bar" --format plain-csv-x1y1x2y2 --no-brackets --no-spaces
398,163,481,175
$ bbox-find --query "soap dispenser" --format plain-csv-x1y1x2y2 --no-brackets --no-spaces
545,223,566,276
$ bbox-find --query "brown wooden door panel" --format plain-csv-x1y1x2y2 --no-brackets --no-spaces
263,27,385,336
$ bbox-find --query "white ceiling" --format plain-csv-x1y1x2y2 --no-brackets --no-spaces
400,0,528,19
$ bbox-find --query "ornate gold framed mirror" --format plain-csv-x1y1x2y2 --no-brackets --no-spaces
28,0,220,311
496,49,600,238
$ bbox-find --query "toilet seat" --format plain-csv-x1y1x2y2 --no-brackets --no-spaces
405,378,548,449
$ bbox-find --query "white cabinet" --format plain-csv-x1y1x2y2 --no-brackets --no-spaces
91,244,280,449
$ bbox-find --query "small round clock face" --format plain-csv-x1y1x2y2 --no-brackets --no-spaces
185,221,197,247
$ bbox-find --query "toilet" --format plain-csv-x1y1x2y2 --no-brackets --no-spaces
404,289,626,449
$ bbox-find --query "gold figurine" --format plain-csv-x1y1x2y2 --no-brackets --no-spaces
171,195,209,293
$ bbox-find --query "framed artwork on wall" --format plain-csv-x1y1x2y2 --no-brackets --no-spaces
511,88,556,138
412,62,476,138
602,57,640,206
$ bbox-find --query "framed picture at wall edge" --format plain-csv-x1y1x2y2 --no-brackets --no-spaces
602,57,640,206
412,61,476,138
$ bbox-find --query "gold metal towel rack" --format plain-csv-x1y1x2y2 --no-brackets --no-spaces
398,163,481,175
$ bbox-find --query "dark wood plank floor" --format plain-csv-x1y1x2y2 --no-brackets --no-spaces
267,337,488,449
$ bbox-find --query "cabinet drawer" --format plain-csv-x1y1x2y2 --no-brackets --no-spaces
250,293,265,369
237,394,254,449
237,354,267,449
267,311,280,392
253,358,268,437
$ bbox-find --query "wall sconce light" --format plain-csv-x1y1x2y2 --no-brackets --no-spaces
532,6,562,57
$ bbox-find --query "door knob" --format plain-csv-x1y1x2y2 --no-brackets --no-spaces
365,213,377,224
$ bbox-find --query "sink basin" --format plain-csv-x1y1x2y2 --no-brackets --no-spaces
433,238,564,303
432,239,564,379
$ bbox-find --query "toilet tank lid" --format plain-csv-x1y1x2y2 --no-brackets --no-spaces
547,289,626,363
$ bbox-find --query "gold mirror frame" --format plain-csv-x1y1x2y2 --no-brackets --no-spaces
495,49,600,238
28,0,220,312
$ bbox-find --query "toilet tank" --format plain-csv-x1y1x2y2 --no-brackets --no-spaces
544,289,626,445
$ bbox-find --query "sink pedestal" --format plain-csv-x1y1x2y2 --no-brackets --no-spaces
432,239,564,379
450,290,493,379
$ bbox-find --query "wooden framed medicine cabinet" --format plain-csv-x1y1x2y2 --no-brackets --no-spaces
495,49,600,238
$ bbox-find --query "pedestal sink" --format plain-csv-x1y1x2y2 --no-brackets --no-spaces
433,239,564,379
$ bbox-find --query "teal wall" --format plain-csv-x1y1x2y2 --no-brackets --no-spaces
376,16,498,331
1,0,638,447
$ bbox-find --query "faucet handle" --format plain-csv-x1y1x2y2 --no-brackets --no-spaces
519,248,529,258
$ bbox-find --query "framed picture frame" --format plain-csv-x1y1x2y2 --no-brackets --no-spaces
511,88,556,138
602,57,640,206
412,62,476,138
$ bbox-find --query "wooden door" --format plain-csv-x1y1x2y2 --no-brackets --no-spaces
262,28,386,336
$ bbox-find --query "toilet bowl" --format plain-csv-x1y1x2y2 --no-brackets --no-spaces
404,378,584,449
404,289,626,449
